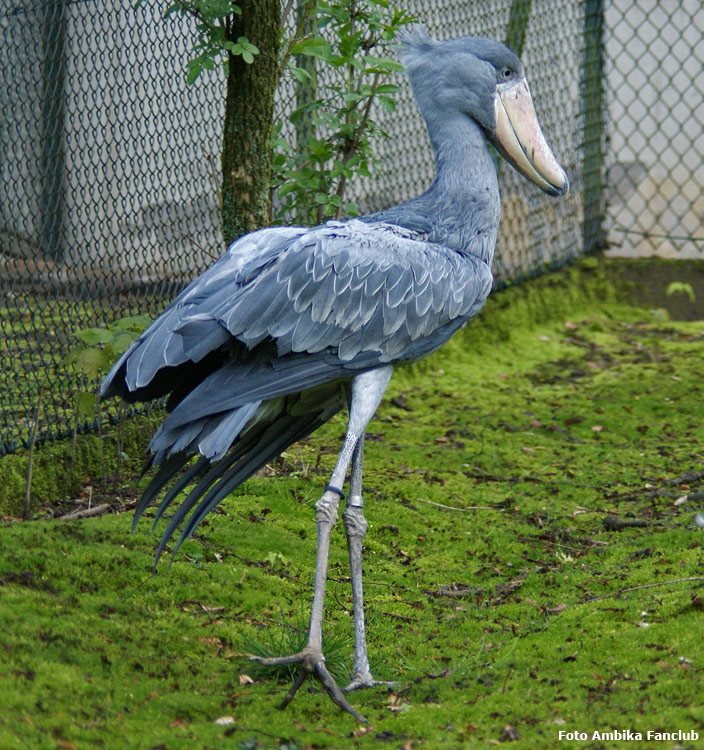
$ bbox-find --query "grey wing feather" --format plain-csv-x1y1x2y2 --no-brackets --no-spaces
98,217,495,569
100,226,305,397
102,219,492,407
97,218,496,573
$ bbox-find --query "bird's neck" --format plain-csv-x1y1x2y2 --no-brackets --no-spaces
363,114,501,264
421,114,501,262
428,116,498,194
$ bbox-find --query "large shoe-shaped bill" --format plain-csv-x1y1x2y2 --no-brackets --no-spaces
494,78,569,196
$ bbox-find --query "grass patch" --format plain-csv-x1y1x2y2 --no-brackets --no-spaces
1,265,704,748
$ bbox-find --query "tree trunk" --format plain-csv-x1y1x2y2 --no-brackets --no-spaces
220,0,280,245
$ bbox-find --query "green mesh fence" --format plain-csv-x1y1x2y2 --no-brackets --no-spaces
2,0,224,455
2,0,697,457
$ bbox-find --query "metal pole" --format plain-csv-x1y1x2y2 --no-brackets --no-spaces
504,0,533,57
581,0,606,253
40,0,68,260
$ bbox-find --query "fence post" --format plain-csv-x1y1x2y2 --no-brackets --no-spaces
40,0,68,261
581,0,607,253
504,0,532,57
294,4,317,225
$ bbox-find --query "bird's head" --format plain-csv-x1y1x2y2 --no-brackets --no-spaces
399,28,568,197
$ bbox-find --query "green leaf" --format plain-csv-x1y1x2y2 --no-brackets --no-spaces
666,281,695,302
110,331,138,356
186,65,202,85
163,2,181,17
69,348,112,379
378,95,397,112
74,328,113,346
342,92,364,104
373,83,400,94
76,391,98,420
237,36,257,51
112,314,152,332
277,182,300,198
292,37,332,60
363,55,404,73
290,66,312,83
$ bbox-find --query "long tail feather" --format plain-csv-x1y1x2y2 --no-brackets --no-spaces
148,455,211,530
154,406,338,566
165,414,328,560
151,449,244,535
132,452,192,531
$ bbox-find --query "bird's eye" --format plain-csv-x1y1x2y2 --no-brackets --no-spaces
500,67,514,80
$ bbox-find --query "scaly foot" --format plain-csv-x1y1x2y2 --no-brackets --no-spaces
250,646,368,723
344,672,396,692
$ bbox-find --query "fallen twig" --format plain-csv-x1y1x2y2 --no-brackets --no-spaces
59,503,110,521
178,600,226,623
426,583,484,599
602,514,653,531
463,469,544,484
607,488,687,502
583,576,704,604
606,469,704,503
415,497,501,513
664,469,704,486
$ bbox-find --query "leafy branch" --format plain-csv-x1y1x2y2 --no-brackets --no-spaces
65,315,153,418
162,0,414,225
164,0,260,83
272,0,415,224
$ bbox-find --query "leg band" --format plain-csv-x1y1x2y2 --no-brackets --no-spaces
324,484,346,500
347,494,364,508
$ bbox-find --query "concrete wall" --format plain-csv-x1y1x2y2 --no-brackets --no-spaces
1,0,224,285
604,0,704,258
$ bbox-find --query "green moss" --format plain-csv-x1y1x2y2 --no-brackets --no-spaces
0,413,163,517
1,257,703,747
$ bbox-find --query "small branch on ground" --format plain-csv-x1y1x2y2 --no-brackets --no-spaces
664,469,704,486
59,504,110,521
582,577,704,604
415,497,502,513
602,514,653,531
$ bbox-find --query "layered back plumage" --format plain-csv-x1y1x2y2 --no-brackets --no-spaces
100,29,561,565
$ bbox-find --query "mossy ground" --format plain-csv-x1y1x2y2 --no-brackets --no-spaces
1,260,704,749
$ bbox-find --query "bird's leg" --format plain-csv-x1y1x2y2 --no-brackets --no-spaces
342,436,373,689
343,436,395,692
251,441,365,721
251,366,393,722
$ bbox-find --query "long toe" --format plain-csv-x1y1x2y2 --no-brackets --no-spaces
344,674,397,692
250,648,368,723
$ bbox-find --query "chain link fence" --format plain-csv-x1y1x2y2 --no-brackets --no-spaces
1,0,700,457
604,0,704,259
3,1,224,456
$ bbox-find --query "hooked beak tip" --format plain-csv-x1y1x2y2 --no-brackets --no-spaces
547,171,569,197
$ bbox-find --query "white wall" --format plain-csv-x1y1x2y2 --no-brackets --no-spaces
605,0,704,258
1,0,225,283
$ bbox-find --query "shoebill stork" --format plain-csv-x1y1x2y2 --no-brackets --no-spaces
100,28,568,721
